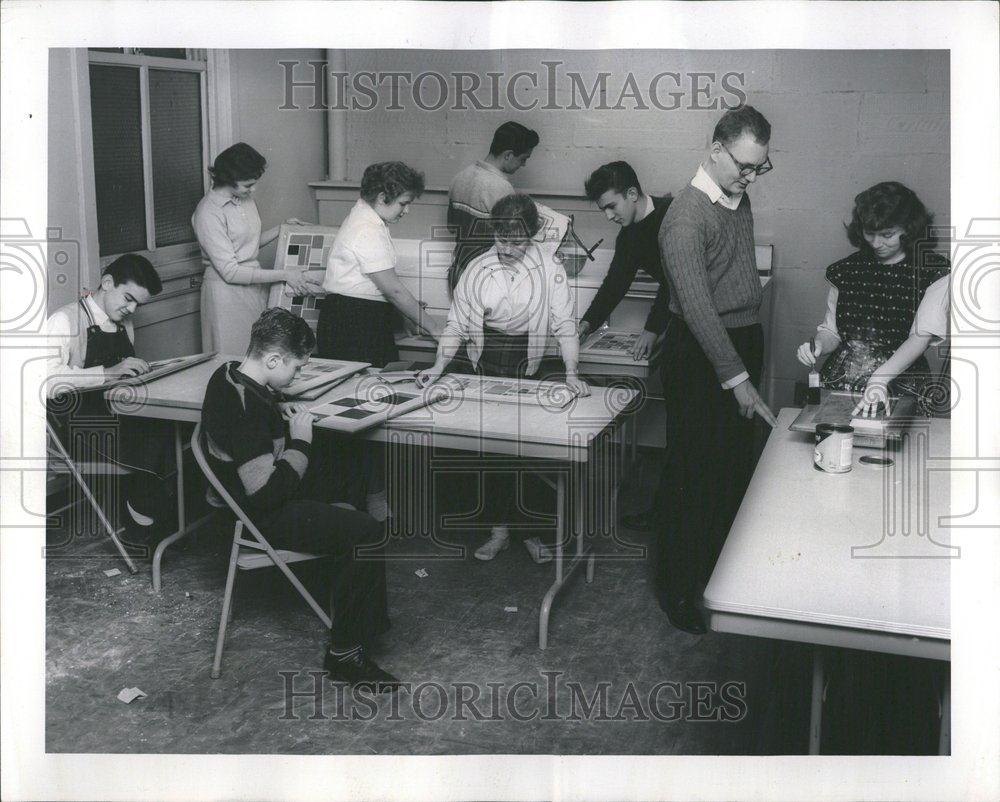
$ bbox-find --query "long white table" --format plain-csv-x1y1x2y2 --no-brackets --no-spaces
109,355,636,648
703,408,951,753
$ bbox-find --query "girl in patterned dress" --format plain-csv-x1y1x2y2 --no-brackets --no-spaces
797,182,949,401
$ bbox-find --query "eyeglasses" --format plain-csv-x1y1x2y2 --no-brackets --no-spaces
719,142,773,177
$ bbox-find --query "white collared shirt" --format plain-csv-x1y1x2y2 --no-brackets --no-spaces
46,294,135,394
691,165,744,211
322,199,397,302
477,260,538,335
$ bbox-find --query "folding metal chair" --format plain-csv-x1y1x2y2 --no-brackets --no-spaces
189,422,336,679
46,414,138,573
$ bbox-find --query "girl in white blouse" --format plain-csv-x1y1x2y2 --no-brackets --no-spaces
192,143,318,354
417,193,589,562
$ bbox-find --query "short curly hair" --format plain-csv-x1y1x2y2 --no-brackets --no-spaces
209,142,267,188
359,161,425,204
845,182,935,258
489,194,542,241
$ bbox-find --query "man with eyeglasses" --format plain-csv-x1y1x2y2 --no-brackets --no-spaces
652,104,778,634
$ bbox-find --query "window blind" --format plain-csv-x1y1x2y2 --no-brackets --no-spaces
149,69,204,247
89,64,146,256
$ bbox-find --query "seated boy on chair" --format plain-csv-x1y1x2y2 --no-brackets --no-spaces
200,307,400,689
46,253,172,530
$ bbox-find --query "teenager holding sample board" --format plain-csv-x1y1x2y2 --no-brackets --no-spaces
417,193,589,563
192,142,319,355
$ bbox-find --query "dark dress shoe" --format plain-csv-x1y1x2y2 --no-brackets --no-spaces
663,598,707,635
323,648,403,692
622,508,656,531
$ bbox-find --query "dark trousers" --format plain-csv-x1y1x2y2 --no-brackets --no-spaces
652,317,764,606
258,452,390,649
48,394,173,520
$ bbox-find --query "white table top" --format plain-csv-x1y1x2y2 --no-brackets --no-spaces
703,408,950,647
107,355,634,462
394,333,657,376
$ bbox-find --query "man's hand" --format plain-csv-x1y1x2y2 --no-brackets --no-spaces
732,378,778,427
577,320,592,343
796,339,823,367
852,380,891,418
108,356,150,379
285,217,311,226
288,410,315,443
565,372,591,397
630,330,658,361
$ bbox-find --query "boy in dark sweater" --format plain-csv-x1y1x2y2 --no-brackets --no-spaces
653,105,778,635
201,308,399,689
578,161,672,363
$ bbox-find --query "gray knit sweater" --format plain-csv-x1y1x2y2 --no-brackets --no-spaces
659,183,762,384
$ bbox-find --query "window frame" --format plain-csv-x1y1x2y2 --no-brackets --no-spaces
86,50,212,277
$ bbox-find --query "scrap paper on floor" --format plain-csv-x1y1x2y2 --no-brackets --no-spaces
116,687,147,704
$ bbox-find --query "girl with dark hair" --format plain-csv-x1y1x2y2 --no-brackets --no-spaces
193,142,319,354
316,161,442,368
416,193,589,563
797,181,949,397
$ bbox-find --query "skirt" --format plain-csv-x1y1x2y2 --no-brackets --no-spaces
200,279,268,356
316,293,399,368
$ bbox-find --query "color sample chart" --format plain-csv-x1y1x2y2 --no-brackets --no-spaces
267,224,339,332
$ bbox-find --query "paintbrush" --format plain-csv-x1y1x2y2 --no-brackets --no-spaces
807,337,821,405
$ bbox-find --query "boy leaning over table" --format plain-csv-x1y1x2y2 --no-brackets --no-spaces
200,307,401,689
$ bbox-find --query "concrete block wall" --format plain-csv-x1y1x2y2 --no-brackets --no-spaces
337,49,950,408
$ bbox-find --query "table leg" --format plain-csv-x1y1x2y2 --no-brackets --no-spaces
152,421,213,593
809,645,825,754
938,676,951,755
628,414,637,471
538,464,594,650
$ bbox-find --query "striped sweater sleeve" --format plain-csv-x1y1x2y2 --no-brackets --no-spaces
224,391,311,512
660,210,746,384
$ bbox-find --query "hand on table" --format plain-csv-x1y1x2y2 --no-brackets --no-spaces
415,364,445,389
108,356,151,379
852,380,891,418
732,378,777,427
630,330,658,361
285,218,312,226
564,373,591,397
288,409,315,443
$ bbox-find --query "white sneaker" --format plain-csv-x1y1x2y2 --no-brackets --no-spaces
523,537,554,564
475,526,511,561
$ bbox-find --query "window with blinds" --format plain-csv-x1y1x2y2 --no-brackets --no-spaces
88,55,206,257
149,70,204,246
90,64,147,255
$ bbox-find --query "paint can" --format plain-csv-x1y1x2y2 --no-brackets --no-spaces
814,423,854,473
